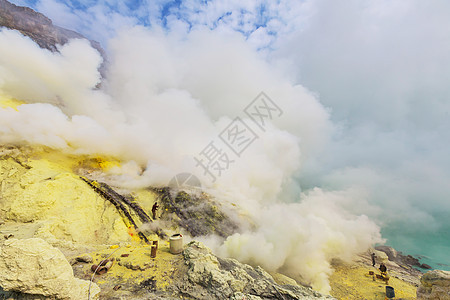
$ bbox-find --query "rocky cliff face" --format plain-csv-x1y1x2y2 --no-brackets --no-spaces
174,241,334,300
376,245,432,270
0,0,105,71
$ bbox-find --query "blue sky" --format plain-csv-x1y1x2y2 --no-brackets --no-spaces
12,0,302,50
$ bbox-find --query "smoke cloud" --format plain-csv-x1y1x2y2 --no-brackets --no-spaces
273,0,450,264
217,188,382,292
1,8,383,294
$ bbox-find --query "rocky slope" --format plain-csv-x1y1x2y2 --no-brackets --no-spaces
0,143,336,299
0,0,106,73
175,241,333,300
329,247,421,299
417,270,450,299
0,237,334,300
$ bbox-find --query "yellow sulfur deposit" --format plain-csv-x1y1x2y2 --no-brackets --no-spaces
94,242,181,289
329,262,417,300
67,241,184,299
0,95,24,110
0,142,183,298
0,147,131,246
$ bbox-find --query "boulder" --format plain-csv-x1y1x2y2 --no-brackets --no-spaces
375,246,398,262
372,249,389,263
175,241,335,300
417,270,450,299
376,245,428,269
0,238,100,299
158,189,239,238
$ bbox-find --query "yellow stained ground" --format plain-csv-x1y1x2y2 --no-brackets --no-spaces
32,147,121,172
0,143,131,246
0,95,24,110
1,95,120,171
329,263,417,300
70,240,185,298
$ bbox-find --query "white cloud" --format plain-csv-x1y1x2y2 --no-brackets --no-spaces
13,0,309,50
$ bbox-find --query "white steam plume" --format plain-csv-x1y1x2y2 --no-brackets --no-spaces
0,27,382,293
273,0,450,264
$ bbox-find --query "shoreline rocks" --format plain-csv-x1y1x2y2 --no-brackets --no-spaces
417,270,450,299
376,245,433,270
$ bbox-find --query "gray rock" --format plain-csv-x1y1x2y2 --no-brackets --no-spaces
417,270,450,299
375,246,398,261
157,189,239,238
0,0,106,75
173,241,335,300
74,254,93,264
376,245,429,270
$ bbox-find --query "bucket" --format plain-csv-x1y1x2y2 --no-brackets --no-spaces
386,286,395,299
150,245,157,258
169,234,183,254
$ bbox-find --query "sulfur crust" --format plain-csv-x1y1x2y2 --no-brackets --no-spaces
0,94,25,110
0,94,131,246
85,241,182,290
0,148,131,246
329,262,417,300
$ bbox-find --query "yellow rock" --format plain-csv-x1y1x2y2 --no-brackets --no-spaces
86,242,181,291
0,95,25,110
329,261,417,300
0,148,130,245
270,272,299,286
0,238,100,299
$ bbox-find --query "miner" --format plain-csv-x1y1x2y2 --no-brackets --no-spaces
371,252,376,267
152,202,159,219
